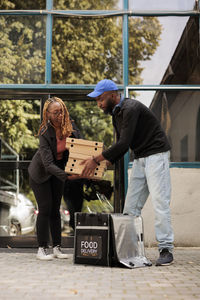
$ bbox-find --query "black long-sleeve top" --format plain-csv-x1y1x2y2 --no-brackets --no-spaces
28,120,82,184
102,98,170,164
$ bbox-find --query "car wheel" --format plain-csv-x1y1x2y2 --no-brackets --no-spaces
10,223,21,236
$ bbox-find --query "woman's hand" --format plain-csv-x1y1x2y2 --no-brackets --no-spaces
67,174,91,180
67,174,82,180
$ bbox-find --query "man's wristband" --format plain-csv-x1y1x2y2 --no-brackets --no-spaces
93,157,99,165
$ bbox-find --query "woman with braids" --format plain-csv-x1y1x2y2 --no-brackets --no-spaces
28,97,79,260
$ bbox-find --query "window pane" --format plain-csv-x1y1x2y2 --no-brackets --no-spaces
150,90,200,162
129,91,156,108
0,99,40,159
52,17,123,84
53,0,122,10
0,0,46,10
0,16,46,84
129,0,196,11
129,16,199,85
0,168,37,237
67,100,112,147
0,98,40,237
0,139,18,196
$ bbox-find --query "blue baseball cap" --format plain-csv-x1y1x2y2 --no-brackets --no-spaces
87,79,118,98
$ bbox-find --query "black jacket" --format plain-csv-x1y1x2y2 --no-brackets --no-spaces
28,123,69,184
102,98,171,164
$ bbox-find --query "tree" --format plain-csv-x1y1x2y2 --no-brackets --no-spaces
66,101,113,148
0,100,40,155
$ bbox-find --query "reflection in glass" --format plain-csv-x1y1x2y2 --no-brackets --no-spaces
0,139,20,236
0,139,18,195
0,99,40,236
150,91,200,162
128,90,200,162
53,0,122,10
0,0,46,10
0,99,40,157
52,17,123,84
129,0,196,11
66,100,113,148
130,91,156,108
9,191,37,236
128,16,163,85
0,16,46,84
130,16,199,86
0,168,37,237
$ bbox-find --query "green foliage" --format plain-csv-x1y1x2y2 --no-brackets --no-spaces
66,101,113,147
0,100,40,156
52,11,122,83
0,15,45,84
54,0,117,11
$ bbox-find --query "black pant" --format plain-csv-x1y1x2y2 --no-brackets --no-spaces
30,173,64,248
63,179,84,230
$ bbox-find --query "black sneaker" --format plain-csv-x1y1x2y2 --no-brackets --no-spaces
156,248,173,266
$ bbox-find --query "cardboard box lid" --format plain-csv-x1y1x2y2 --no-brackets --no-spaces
66,138,103,148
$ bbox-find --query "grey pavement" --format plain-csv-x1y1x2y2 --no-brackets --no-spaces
0,247,199,300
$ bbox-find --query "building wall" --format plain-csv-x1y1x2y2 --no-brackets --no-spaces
141,168,200,247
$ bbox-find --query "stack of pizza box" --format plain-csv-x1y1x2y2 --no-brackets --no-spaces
65,138,107,179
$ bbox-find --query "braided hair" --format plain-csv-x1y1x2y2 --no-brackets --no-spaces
38,97,73,137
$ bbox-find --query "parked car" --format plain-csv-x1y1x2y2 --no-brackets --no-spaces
8,191,70,236
60,205,70,231
0,190,16,236
8,192,37,236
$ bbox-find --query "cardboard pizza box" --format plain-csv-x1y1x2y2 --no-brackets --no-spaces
65,138,106,179
66,138,103,156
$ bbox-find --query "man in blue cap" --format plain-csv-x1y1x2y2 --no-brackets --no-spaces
81,79,174,266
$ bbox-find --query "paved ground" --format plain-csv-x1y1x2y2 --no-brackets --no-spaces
0,247,199,300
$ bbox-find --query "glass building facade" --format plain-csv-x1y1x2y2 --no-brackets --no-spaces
0,0,199,243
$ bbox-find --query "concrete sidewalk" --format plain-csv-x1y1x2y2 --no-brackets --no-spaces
0,247,199,300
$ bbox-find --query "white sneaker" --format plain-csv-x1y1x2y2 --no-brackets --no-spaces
36,247,53,261
53,246,69,259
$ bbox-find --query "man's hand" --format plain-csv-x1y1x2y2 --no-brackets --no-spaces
80,158,97,177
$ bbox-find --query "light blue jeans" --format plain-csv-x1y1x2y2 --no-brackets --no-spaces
123,151,174,251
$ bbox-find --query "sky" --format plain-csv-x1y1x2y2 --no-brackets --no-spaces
126,0,195,11
137,17,188,107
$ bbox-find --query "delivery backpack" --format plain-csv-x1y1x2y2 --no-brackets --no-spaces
74,213,152,269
